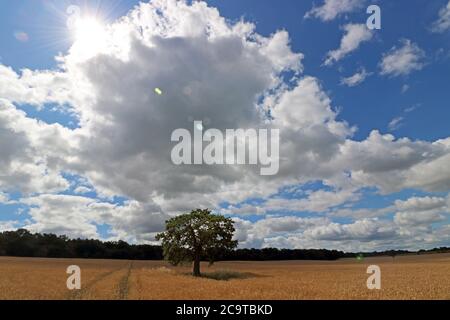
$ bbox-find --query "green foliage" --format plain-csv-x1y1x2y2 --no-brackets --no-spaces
156,209,238,276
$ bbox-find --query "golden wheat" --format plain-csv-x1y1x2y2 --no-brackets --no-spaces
0,254,448,300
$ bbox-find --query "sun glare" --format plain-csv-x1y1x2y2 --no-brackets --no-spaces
71,16,107,58
74,17,105,44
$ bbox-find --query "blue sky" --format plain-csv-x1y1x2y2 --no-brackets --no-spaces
0,0,449,251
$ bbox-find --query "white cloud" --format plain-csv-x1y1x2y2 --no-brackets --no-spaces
393,195,448,227
394,211,446,226
340,68,371,87
272,76,346,131
22,194,169,242
231,193,450,250
22,195,99,239
305,0,365,21
0,221,20,232
0,99,72,195
332,132,450,194
56,0,307,211
73,186,92,194
0,65,73,106
304,219,396,241
225,187,359,216
404,151,450,192
431,1,450,33
388,117,404,131
265,188,360,213
234,211,450,251
234,215,331,248
395,196,447,212
330,207,393,219
380,39,426,77
324,24,372,66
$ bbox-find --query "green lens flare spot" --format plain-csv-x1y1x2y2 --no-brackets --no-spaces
154,88,163,95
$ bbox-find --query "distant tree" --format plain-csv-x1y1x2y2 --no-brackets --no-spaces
156,209,237,277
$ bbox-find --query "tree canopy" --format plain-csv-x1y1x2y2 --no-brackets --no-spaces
156,209,238,276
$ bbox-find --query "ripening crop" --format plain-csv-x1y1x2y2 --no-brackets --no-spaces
0,254,448,300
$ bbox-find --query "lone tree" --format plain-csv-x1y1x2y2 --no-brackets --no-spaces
156,209,237,277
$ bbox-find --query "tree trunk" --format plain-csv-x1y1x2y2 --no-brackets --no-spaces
193,254,201,277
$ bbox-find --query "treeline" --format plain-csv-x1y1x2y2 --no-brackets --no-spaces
0,229,162,260
0,229,344,260
1,229,449,261
219,248,345,261
358,248,450,257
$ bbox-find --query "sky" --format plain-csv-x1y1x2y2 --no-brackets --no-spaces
0,0,449,252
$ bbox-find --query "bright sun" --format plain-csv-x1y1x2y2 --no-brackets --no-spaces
72,17,106,58
74,17,105,43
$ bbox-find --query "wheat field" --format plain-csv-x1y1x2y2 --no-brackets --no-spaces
0,253,449,300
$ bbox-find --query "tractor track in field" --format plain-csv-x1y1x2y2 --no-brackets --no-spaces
67,263,129,300
118,262,133,300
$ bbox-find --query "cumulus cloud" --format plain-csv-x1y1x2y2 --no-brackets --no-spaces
53,1,306,210
305,0,365,21
394,196,447,212
233,215,331,248
304,219,396,241
0,65,73,106
0,99,72,194
431,1,450,33
264,188,359,213
380,39,426,77
330,207,393,219
340,68,371,87
394,211,445,226
394,196,449,227
324,24,372,66
22,194,169,242
234,209,449,251
336,132,450,194
225,187,359,216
